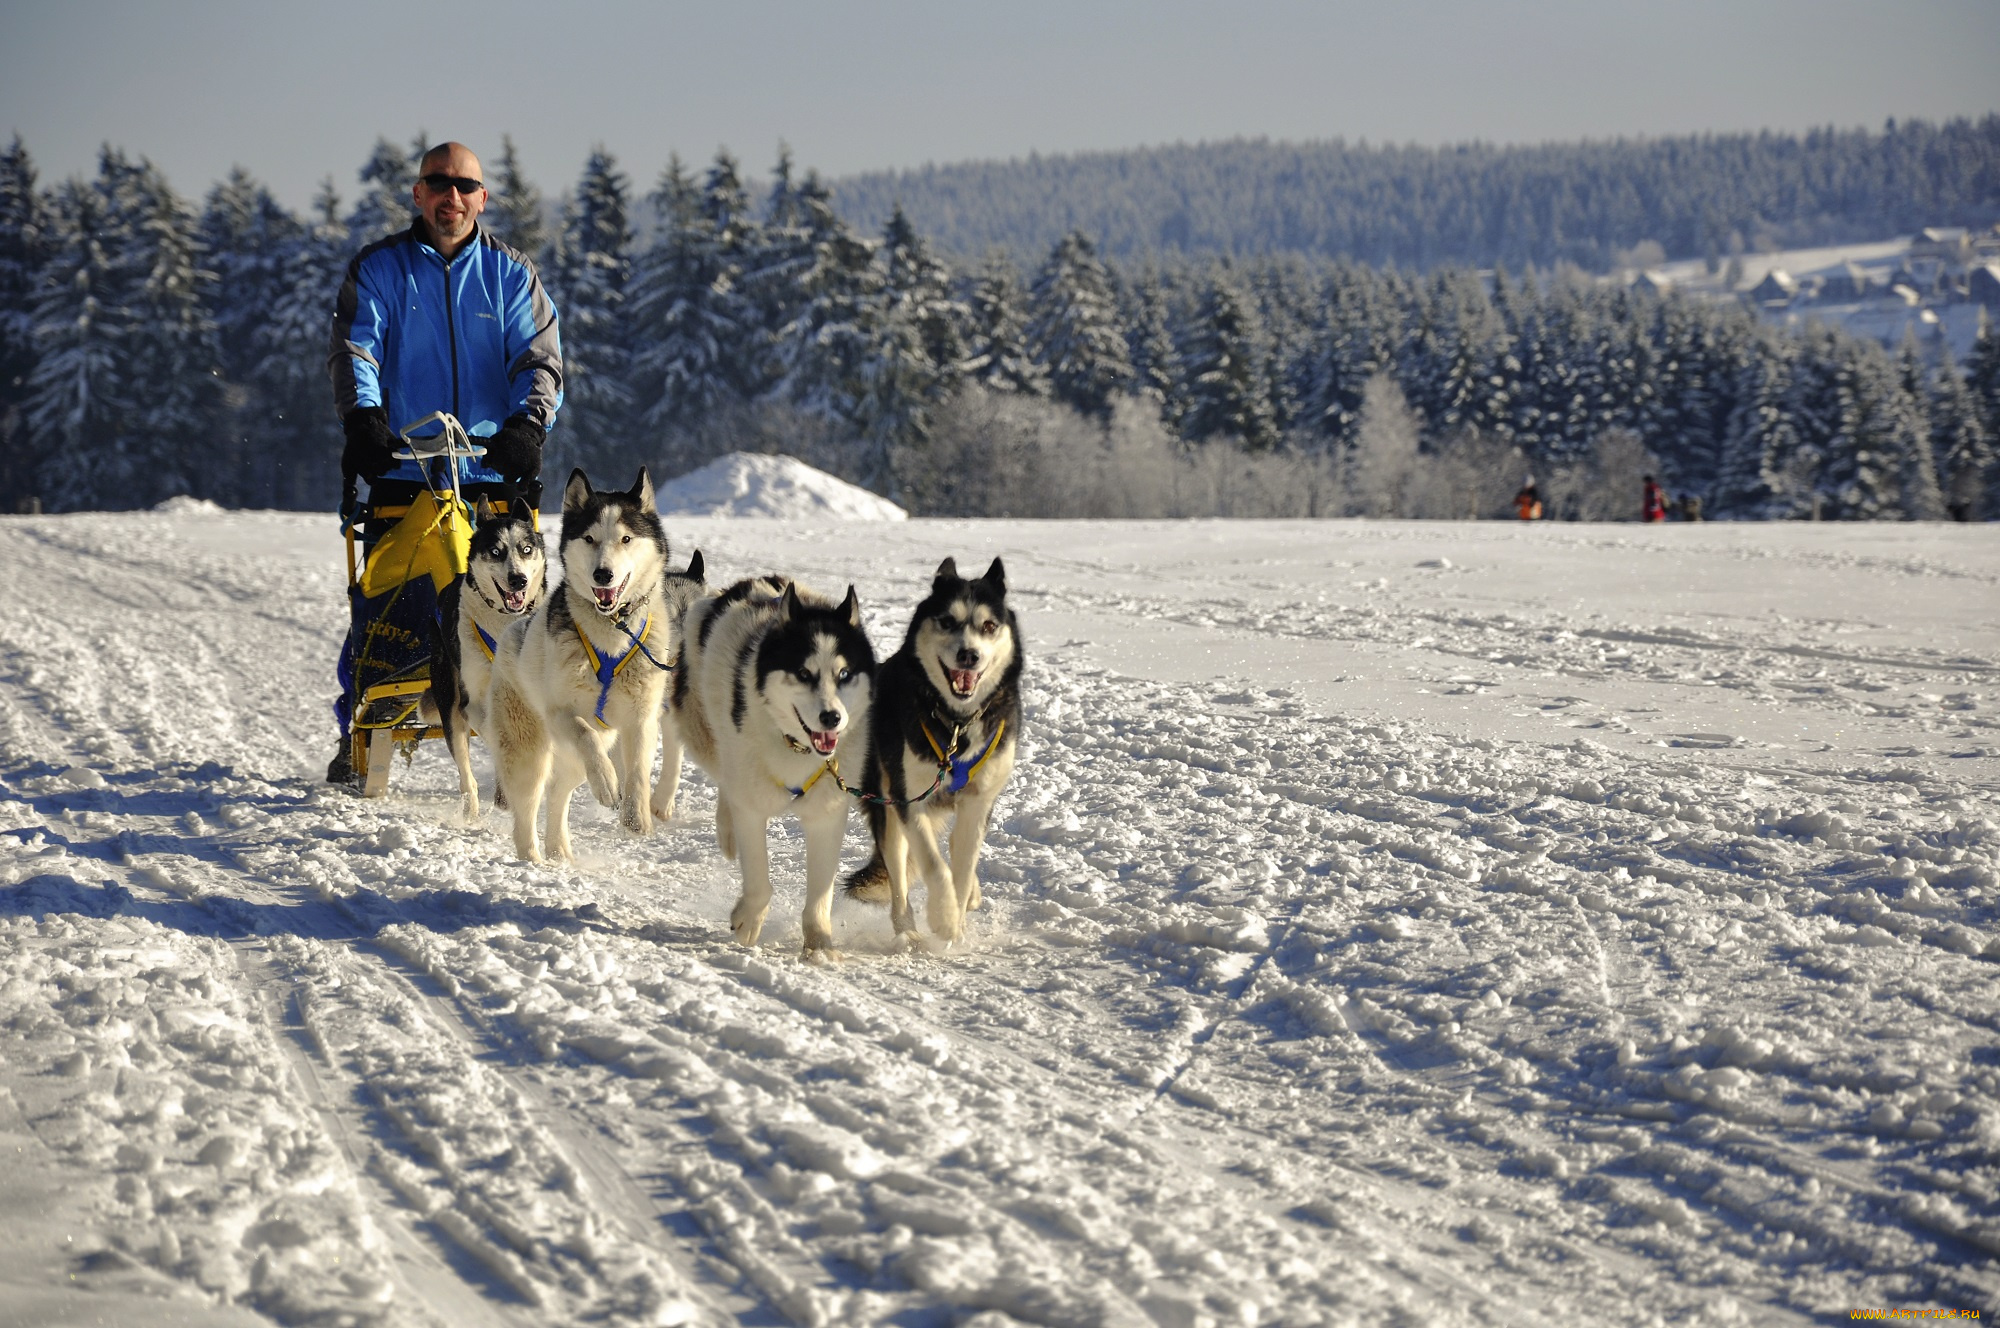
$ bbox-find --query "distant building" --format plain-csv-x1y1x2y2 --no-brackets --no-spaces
1911,227,1973,266
1891,257,1950,296
1819,261,1876,301
1749,270,1798,304
1630,270,1672,296
1971,263,2000,309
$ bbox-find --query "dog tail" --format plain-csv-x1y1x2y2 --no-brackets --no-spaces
841,850,889,903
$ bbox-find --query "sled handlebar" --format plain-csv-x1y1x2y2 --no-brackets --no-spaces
394,411,488,462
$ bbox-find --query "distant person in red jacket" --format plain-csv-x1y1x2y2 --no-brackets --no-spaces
1514,478,1543,520
1642,475,1668,523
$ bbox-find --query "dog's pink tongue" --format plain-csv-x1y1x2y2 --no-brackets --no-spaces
950,668,980,694
593,586,618,608
808,729,839,755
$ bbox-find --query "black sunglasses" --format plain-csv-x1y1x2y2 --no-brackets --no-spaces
420,173,485,195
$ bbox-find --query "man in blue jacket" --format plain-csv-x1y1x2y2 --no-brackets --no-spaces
326,140,563,784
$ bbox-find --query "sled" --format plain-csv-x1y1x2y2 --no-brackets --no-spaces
340,413,528,797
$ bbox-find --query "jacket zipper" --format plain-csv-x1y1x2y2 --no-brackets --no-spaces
442,250,461,421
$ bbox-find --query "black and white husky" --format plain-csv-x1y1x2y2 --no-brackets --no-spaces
674,577,875,954
430,493,546,821
487,469,675,862
844,557,1022,946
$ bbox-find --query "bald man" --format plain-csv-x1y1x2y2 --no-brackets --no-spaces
325,141,563,783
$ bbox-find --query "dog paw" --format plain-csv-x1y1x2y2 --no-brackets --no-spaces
729,905,765,948
964,882,983,911
801,940,844,963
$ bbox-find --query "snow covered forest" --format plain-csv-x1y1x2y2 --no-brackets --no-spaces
1,133,1998,520
834,117,2000,271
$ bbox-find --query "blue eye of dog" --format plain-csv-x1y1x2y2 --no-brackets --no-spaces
837,668,852,685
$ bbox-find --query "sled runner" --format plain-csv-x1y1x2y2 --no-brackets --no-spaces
340,413,531,797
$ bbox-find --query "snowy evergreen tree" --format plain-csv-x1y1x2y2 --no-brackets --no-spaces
0,136,48,500
1711,331,1795,518
1119,267,1176,422
1963,319,2000,518
202,167,303,505
1026,231,1131,422
1928,358,1990,520
548,147,635,476
1400,267,1509,442
252,180,348,507
1814,336,1937,520
26,149,218,509
865,206,966,482
630,155,748,436
487,134,547,261
735,146,816,399
1178,266,1278,450
1346,371,1422,516
964,249,1049,400
346,136,419,245
1299,264,1399,448
770,185,883,467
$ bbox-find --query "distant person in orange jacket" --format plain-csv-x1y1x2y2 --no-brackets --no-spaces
1514,478,1543,520
1642,475,1668,523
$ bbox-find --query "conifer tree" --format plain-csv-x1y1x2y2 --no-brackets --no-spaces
1026,231,1131,422
346,136,418,244
1711,331,1794,518
965,249,1049,399
1178,266,1278,450
868,205,966,473
27,149,217,509
253,180,349,507
735,146,815,398
549,147,635,475
1964,318,2000,517
0,136,47,500
487,134,547,260
630,155,742,435
1928,358,1990,520
770,184,882,457
1119,267,1174,421
202,167,302,505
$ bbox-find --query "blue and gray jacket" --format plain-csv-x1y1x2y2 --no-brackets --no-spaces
329,221,563,486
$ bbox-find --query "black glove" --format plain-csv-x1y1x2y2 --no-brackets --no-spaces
341,406,399,481
481,414,544,483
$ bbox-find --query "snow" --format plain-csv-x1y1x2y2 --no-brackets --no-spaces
655,453,908,521
0,506,1996,1325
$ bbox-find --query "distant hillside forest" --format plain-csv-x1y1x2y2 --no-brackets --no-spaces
2,133,1997,521
833,117,2000,271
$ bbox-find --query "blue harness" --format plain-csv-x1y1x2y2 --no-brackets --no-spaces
575,613,651,727
924,720,1006,793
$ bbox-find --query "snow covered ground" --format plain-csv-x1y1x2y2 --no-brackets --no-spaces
0,504,1996,1326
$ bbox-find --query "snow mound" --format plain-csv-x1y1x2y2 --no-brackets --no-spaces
654,453,906,521
153,495,225,515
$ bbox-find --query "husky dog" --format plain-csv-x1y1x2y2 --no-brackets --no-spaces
487,469,674,861
844,557,1022,945
430,493,546,820
649,549,707,825
675,577,875,953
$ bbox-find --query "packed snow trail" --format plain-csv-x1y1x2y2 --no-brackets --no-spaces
0,507,1995,1325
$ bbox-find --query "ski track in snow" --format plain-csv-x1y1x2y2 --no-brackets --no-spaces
0,509,1996,1325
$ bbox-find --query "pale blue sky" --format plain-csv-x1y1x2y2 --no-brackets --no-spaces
2,0,1995,210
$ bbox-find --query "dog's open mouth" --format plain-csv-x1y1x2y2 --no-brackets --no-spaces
500,588,530,613
591,576,628,614
794,709,841,756
945,662,981,698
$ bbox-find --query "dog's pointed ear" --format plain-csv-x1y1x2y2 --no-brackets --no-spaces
632,467,655,512
778,580,800,622
686,549,705,583
982,557,1006,592
933,557,959,586
473,495,497,524
840,585,862,628
563,469,592,512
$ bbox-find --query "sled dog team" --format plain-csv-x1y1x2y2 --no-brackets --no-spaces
428,467,1023,956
